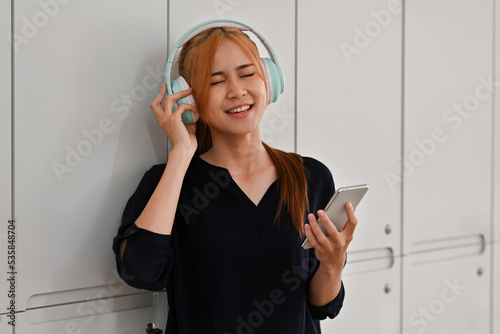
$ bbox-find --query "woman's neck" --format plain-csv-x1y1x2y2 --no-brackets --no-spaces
200,133,272,177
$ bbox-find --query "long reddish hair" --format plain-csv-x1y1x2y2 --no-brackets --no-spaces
178,26,309,234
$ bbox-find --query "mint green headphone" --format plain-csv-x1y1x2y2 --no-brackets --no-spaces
165,19,285,124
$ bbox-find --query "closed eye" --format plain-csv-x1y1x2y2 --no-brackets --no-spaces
211,72,254,86
211,80,225,86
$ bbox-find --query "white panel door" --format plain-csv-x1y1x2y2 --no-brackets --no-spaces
15,290,167,334
495,0,500,244
169,0,296,152
404,0,493,253
494,4,500,333
494,242,500,334
0,0,13,324
0,321,12,334
402,245,490,334
322,255,401,334
296,0,402,254
14,0,168,322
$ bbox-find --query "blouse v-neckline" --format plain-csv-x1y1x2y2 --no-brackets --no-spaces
194,155,278,208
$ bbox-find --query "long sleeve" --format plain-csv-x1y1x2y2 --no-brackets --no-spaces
302,157,346,320
112,164,174,291
308,281,345,319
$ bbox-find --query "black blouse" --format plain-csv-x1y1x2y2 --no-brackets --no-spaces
112,155,344,333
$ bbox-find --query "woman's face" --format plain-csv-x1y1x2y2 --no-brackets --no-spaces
203,38,268,139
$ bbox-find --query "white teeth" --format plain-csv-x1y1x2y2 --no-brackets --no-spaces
227,105,251,114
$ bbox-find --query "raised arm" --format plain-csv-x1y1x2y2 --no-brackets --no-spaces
119,83,198,259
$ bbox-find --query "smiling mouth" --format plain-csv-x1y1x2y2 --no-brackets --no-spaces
226,105,253,114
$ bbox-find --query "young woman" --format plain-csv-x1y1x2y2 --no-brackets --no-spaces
113,24,358,333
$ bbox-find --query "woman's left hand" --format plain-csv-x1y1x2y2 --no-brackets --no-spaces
304,203,358,272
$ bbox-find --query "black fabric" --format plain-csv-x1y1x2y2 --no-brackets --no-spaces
112,155,344,333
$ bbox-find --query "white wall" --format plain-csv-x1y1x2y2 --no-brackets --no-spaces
1,0,498,333
493,242,499,334
296,0,402,332
402,1,493,332
493,1,500,332
0,0,12,331
403,0,492,252
11,0,169,332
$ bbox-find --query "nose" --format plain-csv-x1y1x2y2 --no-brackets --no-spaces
226,78,246,99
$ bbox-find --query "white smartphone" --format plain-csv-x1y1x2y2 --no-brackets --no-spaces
301,184,369,249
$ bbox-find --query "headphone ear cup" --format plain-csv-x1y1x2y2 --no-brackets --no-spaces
260,58,283,104
171,76,195,109
170,76,198,124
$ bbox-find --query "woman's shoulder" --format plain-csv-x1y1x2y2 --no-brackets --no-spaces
140,155,203,186
300,156,333,179
299,155,335,209
143,163,166,179
132,163,167,192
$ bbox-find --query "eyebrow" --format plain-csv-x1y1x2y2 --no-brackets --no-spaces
211,63,254,77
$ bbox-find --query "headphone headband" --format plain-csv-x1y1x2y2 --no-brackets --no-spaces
165,19,284,95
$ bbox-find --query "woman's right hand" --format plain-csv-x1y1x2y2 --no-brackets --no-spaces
150,83,199,157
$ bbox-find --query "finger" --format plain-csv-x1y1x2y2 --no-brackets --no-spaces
151,83,167,104
173,103,199,122
308,213,330,246
151,83,168,118
304,224,320,249
174,103,199,114
163,87,193,113
341,202,358,239
185,122,197,135
317,210,339,239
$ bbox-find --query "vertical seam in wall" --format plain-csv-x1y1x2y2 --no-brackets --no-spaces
294,0,298,154
400,1,406,333
166,0,171,159
11,0,16,332
10,0,15,223
490,1,496,333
